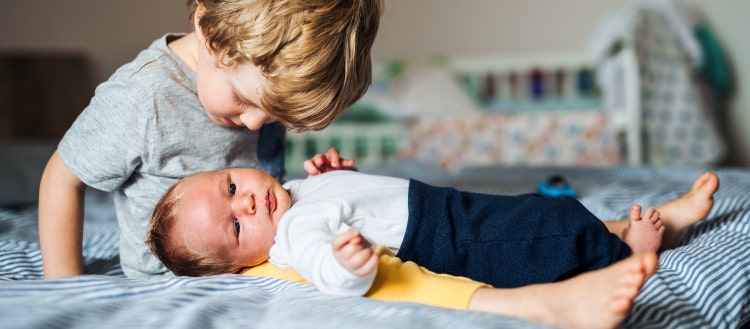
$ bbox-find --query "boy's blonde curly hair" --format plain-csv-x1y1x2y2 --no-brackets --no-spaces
189,0,384,132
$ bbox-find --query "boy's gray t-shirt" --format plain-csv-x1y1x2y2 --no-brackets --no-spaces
58,34,270,279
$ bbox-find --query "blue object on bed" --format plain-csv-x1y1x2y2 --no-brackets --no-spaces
537,174,577,198
2,160,750,329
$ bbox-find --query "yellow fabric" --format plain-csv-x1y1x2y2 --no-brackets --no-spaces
242,245,488,310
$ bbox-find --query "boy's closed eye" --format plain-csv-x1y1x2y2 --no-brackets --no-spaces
233,91,251,109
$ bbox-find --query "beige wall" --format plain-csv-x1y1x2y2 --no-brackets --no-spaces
1,0,747,166
0,0,191,82
373,0,631,59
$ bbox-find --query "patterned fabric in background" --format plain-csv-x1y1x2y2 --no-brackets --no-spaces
399,111,621,171
634,8,726,165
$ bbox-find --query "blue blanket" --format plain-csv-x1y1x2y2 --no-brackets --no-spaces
2,163,749,329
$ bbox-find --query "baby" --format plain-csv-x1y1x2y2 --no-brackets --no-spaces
147,169,717,293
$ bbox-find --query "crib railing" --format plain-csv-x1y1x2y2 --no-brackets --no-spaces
285,121,406,173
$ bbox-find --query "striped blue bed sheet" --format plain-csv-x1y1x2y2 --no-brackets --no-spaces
2,164,749,329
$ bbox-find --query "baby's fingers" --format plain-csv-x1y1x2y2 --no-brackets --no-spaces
332,229,360,251
348,249,378,277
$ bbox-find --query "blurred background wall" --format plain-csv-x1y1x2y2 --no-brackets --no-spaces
0,0,747,167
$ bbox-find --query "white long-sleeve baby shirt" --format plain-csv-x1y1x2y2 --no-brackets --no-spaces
269,171,410,296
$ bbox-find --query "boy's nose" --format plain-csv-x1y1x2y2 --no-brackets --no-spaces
239,111,274,131
240,118,264,131
239,114,264,131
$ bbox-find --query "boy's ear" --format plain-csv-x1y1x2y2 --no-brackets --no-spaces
193,4,206,40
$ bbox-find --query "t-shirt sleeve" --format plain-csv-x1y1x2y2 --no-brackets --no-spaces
58,79,150,191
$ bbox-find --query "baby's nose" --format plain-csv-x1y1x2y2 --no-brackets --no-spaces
234,194,256,215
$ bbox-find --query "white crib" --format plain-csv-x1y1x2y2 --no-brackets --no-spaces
285,44,643,173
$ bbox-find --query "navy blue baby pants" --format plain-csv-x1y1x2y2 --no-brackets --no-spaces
396,179,630,288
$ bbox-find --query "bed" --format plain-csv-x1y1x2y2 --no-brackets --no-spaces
2,146,750,328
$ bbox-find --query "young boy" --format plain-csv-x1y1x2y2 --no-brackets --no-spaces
146,168,718,290
39,0,382,279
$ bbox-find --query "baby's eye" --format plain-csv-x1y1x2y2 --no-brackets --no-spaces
234,217,241,236
229,183,236,196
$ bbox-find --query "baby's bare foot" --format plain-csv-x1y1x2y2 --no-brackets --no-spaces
541,252,658,329
622,205,664,254
657,172,719,250
468,253,657,329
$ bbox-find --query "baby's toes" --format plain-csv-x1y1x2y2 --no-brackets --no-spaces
642,206,658,221
655,218,665,232
630,204,643,222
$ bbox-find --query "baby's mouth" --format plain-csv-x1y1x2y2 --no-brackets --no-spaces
267,193,276,212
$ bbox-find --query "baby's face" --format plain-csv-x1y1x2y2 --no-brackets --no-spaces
173,168,291,268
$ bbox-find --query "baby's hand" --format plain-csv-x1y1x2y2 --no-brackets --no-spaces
331,229,378,277
304,148,357,176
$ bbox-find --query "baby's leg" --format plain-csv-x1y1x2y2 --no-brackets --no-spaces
621,205,664,253
603,172,718,251
469,252,658,329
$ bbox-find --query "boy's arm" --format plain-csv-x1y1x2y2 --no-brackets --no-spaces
38,150,87,278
